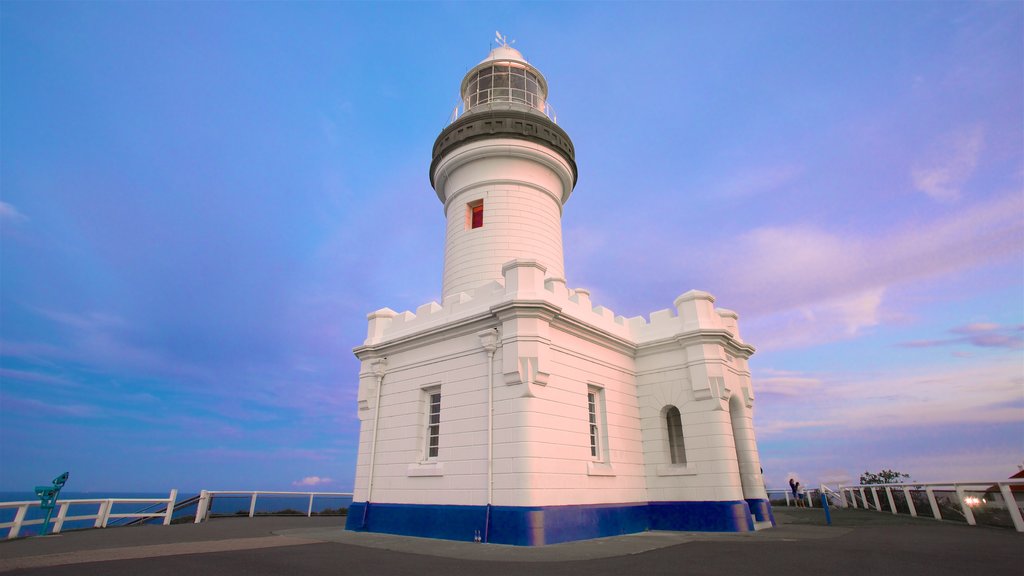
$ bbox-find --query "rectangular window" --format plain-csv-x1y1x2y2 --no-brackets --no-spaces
587,388,606,461
467,200,483,229
426,389,441,460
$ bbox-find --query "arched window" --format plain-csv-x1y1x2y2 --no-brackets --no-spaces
666,406,686,465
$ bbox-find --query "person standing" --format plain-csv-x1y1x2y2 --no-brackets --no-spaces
789,478,798,506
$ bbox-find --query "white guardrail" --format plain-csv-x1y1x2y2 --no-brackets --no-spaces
193,490,353,524
766,488,817,508
1,489,354,539
0,490,178,539
834,479,1024,533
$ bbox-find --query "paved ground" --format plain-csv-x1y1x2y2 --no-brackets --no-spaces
0,507,1020,575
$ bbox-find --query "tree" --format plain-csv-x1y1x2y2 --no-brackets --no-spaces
860,469,911,485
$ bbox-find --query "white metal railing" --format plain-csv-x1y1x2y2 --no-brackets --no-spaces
767,488,817,508
837,479,1024,533
820,484,845,507
0,489,177,539
193,490,353,524
447,98,557,126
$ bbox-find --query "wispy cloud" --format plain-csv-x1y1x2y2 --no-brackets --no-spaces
711,192,1023,350
756,357,1023,439
755,371,823,397
889,448,1022,484
0,201,27,221
1,394,103,418
715,164,804,199
725,192,1022,313
901,322,1024,350
911,124,984,202
0,368,81,388
292,476,334,487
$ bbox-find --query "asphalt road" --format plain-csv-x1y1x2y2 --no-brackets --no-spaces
1,508,1020,575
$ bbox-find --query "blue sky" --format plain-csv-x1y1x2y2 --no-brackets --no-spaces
2,2,1021,493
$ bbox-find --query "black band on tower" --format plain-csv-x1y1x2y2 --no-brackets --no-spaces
430,109,577,189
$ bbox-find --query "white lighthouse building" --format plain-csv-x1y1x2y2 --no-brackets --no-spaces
346,43,772,545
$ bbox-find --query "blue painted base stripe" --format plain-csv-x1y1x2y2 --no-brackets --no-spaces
746,498,776,526
346,499,758,545
648,500,755,532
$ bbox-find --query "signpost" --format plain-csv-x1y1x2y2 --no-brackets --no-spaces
34,472,69,536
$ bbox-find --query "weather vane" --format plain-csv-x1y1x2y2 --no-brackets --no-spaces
495,31,515,48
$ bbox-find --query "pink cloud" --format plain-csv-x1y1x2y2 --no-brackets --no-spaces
901,322,1023,350
755,357,1023,439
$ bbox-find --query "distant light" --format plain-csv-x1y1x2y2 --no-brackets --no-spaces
963,496,985,507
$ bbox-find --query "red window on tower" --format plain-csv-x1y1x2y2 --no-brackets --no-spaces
469,200,484,229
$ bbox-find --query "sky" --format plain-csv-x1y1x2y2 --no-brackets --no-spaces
1,2,1021,494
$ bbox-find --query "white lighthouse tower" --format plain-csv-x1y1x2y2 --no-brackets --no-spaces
431,43,575,298
346,40,772,545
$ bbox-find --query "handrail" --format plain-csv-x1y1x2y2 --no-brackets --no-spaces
193,490,353,524
1,489,355,538
0,489,177,539
766,488,817,508
818,483,845,509
837,479,1024,532
122,493,201,527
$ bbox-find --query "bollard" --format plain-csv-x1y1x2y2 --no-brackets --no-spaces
821,493,832,526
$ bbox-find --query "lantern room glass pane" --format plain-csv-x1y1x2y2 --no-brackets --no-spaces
462,62,548,117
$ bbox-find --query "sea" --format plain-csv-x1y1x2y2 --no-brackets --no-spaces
0,491,353,537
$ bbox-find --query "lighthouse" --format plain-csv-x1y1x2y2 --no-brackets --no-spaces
346,40,772,545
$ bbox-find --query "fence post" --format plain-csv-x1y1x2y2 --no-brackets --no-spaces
163,489,178,526
54,502,70,533
885,487,897,514
307,494,314,518
954,485,976,526
102,499,114,528
902,487,917,517
195,491,210,524
94,500,110,528
997,483,1024,533
784,492,790,507
871,488,881,511
249,493,258,518
859,488,868,509
925,487,942,520
9,505,28,539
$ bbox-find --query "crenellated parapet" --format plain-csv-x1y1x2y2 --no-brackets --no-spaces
360,259,753,362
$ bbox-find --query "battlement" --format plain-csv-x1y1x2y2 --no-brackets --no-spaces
363,259,745,348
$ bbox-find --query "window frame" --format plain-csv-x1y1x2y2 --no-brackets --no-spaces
665,405,686,465
424,387,441,461
467,199,484,230
587,386,609,463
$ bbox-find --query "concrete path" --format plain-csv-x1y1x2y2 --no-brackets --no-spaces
0,508,1019,575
